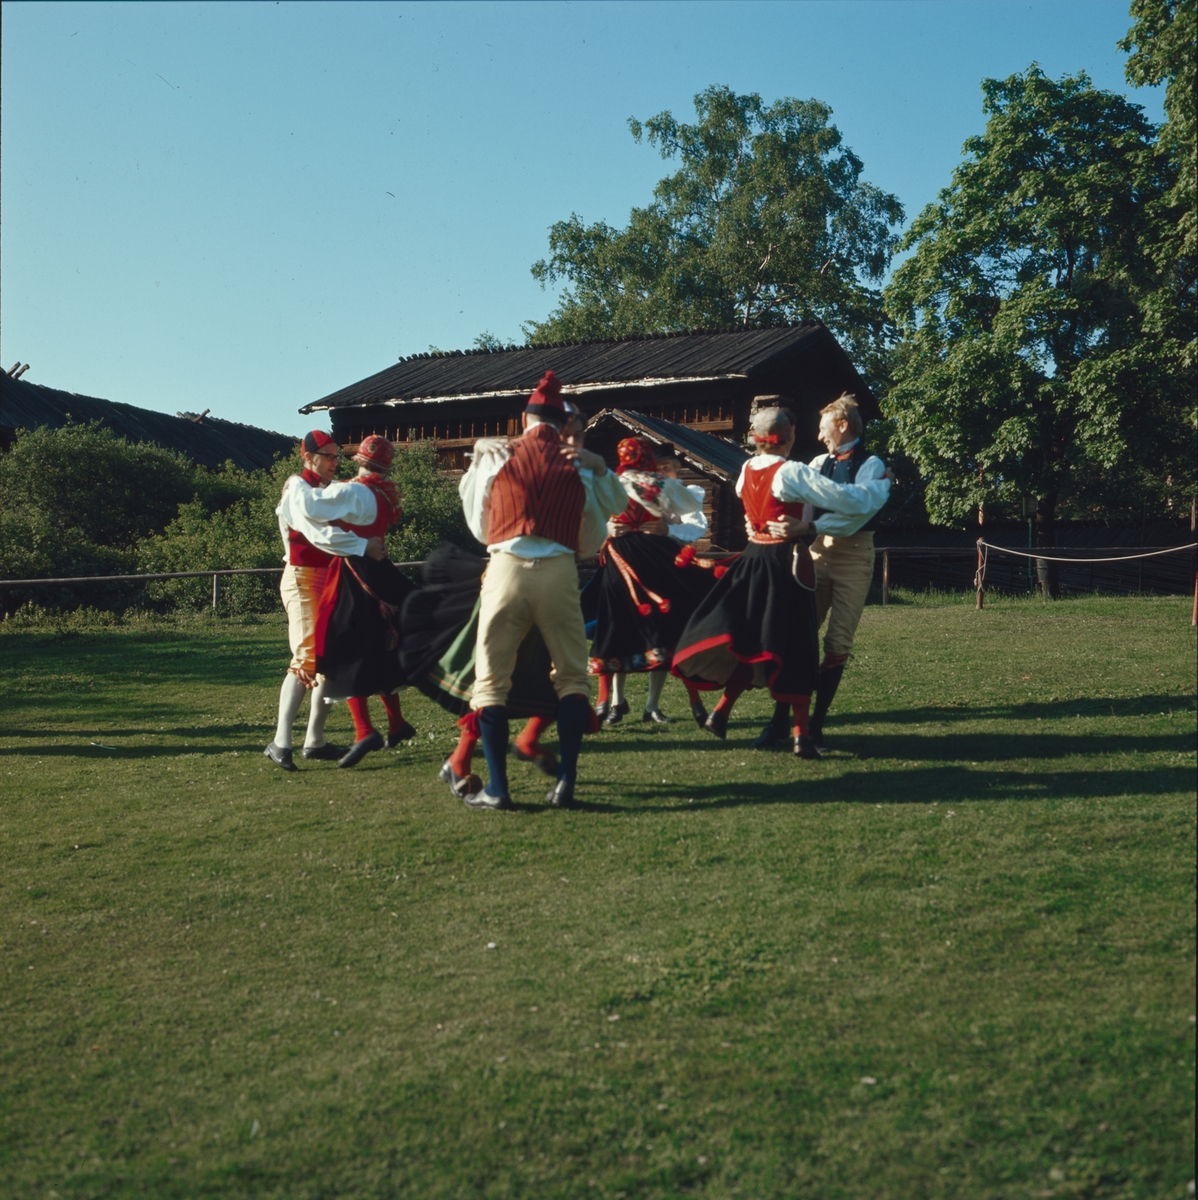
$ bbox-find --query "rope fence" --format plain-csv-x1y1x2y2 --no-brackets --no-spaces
3,545,1196,624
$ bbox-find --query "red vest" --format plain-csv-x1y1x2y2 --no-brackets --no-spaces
288,469,336,567
335,474,402,541
742,461,804,539
487,424,586,551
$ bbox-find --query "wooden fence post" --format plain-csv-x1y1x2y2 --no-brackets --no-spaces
975,540,985,610
212,573,219,611
882,549,890,606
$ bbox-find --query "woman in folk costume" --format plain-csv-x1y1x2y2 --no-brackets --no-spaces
314,435,417,768
265,430,387,772
670,406,890,757
457,371,628,810
586,436,713,727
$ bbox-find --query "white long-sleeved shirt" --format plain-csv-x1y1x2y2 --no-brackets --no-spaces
459,436,629,559
664,483,709,544
735,455,890,529
804,449,889,537
275,475,376,563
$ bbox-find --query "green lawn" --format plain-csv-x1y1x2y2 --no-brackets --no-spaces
1,594,1194,1199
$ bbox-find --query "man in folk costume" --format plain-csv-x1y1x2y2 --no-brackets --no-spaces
265,430,385,771
315,434,417,768
458,371,627,809
670,406,890,757
586,436,712,727
753,394,891,753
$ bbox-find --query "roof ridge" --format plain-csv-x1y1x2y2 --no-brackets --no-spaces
392,321,821,365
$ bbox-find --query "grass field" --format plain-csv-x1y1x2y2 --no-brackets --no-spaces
1,593,1194,1199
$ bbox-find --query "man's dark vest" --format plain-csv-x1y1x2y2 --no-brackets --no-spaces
813,441,884,534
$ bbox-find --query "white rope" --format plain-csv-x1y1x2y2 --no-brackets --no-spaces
979,541,1197,565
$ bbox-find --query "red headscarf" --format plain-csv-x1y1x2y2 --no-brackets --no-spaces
616,437,657,475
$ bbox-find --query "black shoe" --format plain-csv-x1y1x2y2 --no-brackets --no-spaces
794,734,820,760
464,788,513,811
704,710,728,741
263,742,297,772
385,721,416,749
545,779,578,808
751,720,790,751
603,700,630,726
512,743,559,777
595,700,610,723
808,725,829,756
439,759,483,799
301,742,343,761
641,709,670,725
691,700,709,729
338,729,384,768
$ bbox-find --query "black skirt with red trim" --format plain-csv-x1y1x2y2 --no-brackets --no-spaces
669,540,818,702
316,555,415,700
586,532,716,674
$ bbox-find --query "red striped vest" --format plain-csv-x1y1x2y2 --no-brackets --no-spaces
487,424,585,551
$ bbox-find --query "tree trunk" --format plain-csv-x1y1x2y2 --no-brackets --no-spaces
1034,491,1059,599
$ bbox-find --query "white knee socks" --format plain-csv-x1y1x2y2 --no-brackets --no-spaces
303,677,331,749
645,670,666,712
611,672,627,706
274,673,307,749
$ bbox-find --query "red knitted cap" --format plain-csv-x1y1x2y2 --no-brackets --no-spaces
524,370,565,415
354,434,394,472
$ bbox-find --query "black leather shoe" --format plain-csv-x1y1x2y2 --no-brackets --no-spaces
385,721,416,749
301,742,343,761
464,788,513,811
595,700,610,723
794,734,820,760
642,709,670,725
439,760,482,798
338,729,384,768
512,743,559,776
691,700,708,728
263,742,297,772
751,720,790,751
704,710,728,740
808,725,829,756
545,779,578,808
603,700,630,726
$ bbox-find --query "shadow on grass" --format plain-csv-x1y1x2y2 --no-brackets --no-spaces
571,762,1194,813
830,695,1195,725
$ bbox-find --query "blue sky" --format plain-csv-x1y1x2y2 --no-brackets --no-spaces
1,0,1162,438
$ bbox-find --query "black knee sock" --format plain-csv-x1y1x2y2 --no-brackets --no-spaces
555,693,589,785
770,700,789,733
478,706,510,797
811,665,845,733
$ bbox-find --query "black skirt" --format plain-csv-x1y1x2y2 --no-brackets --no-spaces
670,541,818,702
317,555,415,700
399,542,559,720
586,533,716,674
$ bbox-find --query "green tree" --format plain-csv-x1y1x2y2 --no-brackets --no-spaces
882,66,1192,580
525,85,904,387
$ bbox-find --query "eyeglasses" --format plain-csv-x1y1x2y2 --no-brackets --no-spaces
314,450,340,461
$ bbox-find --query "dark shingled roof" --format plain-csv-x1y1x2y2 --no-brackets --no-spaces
1,373,297,471
301,322,867,413
587,409,749,481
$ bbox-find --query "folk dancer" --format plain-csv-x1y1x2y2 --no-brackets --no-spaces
315,434,417,768
406,402,595,798
265,430,385,771
586,437,713,727
753,394,891,752
670,406,890,757
458,371,627,809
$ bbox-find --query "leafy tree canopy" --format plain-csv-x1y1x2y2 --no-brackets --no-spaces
883,66,1193,548
525,85,904,387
